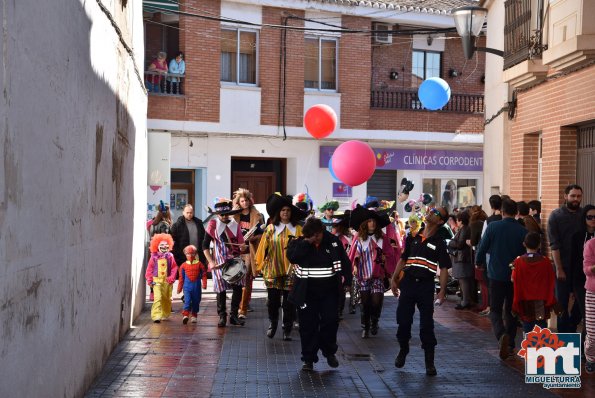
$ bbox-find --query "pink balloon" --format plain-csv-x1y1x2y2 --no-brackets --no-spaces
332,140,376,187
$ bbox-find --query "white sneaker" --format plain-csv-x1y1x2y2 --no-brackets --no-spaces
183,316,189,324
191,317,197,323
238,314,246,319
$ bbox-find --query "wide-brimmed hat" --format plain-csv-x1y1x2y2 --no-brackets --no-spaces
319,200,339,212
331,210,351,229
266,193,308,220
349,205,390,230
210,198,242,216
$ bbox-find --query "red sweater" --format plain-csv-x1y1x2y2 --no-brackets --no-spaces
512,253,556,321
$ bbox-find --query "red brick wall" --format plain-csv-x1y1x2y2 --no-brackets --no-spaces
260,7,305,127
369,109,484,133
339,16,371,130
510,64,595,222
146,0,485,136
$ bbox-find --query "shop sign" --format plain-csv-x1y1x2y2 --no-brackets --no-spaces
320,146,483,172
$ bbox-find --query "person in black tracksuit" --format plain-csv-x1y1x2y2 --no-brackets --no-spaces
390,206,452,376
287,218,352,372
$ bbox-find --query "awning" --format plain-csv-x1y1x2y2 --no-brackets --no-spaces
143,0,179,14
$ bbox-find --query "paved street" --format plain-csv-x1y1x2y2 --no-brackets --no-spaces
86,280,593,397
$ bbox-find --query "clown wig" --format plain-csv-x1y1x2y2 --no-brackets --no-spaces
150,233,174,254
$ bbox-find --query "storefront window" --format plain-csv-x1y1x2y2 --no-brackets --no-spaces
422,178,477,214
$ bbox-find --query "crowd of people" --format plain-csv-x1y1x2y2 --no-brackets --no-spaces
144,183,595,376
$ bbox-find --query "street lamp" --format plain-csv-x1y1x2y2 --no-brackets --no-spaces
452,6,503,59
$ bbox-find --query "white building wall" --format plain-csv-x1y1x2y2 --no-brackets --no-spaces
169,135,367,208
0,1,147,397
483,0,509,199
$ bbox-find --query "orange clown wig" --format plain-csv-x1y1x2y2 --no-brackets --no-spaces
149,233,174,254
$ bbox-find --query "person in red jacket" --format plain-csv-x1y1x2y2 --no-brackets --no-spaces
177,245,208,324
512,232,557,333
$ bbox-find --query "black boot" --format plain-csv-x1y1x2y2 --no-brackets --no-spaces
424,349,437,376
267,321,278,338
395,342,409,368
282,324,292,341
229,313,245,326
217,292,227,327
370,317,379,336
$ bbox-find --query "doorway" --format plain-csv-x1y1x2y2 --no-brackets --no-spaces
171,169,195,221
231,158,286,204
577,124,595,205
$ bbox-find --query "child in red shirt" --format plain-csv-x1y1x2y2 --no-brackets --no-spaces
511,232,557,333
177,245,208,324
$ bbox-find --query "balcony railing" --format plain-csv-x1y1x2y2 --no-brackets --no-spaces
144,71,185,96
504,0,545,70
370,90,484,113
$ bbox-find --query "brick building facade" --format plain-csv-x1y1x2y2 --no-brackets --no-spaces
143,0,486,220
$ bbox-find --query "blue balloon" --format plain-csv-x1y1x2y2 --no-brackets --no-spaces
418,77,451,111
328,157,342,182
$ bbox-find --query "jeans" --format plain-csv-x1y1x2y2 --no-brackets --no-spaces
488,279,517,348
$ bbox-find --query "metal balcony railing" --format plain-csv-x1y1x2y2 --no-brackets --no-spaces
504,0,545,70
370,90,484,113
144,71,185,96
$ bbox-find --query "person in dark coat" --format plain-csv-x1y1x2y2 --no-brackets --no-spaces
448,210,474,309
287,218,352,372
171,204,207,267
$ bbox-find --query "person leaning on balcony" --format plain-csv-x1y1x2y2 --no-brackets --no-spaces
167,52,185,94
146,51,168,93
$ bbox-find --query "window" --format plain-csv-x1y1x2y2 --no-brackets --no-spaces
411,50,441,88
305,37,337,91
221,28,258,84
422,178,477,214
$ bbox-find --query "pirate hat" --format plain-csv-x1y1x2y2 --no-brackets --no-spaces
210,198,242,216
349,205,390,230
266,193,308,221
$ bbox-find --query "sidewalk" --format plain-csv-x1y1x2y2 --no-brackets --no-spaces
86,279,593,397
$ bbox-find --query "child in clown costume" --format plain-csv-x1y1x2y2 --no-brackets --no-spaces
177,245,208,324
145,233,178,323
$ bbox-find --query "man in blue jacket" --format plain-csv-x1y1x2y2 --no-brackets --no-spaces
476,198,527,360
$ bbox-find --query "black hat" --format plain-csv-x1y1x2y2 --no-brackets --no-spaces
331,210,351,229
266,193,308,221
349,205,391,230
210,199,242,216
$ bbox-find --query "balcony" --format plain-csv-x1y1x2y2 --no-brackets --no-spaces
502,0,548,88
144,71,185,96
370,90,484,114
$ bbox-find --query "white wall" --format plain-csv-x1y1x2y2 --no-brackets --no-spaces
483,0,509,199
0,1,147,397
170,135,366,209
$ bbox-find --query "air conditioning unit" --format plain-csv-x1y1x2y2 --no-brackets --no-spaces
373,23,392,44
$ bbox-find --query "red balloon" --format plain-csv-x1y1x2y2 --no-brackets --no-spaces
304,104,337,139
332,140,376,187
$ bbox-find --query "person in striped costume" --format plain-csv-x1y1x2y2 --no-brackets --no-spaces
202,199,246,328
255,194,307,341
348,205,397,339
390,206,451,376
